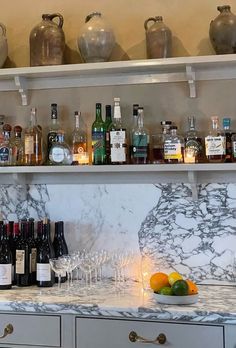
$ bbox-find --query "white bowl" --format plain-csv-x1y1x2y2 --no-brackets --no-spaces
153,293,198,305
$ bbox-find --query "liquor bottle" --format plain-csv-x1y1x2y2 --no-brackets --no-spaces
130,104,139,163
104,105,112,164
15,220,31,286
0,224,12,289
164,125,184,163
24,108,43,165
11,222,20,285
10,125,24,165
0,115,5,144
131,107,149,164
36,219,55,287
71,110,87,165
53,221,68,283
205,116,226,163
222,118,233,162
49,131,73,165
28,219,37,285
0,124,11,166
184,116,204,163
47,103,61,162
91,103,106,165
109,97,127,164
151,121,172,164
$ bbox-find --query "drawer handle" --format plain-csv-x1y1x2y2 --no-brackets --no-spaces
0,324,14,339
129,331,166,345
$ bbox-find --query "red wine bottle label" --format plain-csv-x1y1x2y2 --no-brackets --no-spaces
30,248,37,273
0,264,12,285
36,263,51,281
16,250,25,274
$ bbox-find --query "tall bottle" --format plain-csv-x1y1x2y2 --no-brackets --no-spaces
184,116,204,163
36,219,55,287
91,103,106,165
10,126,24,165
205,116,226,163
72,110,87,165
0,124,12,166
28,219,37,285
130,104,139,163
104,105,112,164
0,224,12,289
53,221,68,283
11,222,20,285
109,97,127,164
15,220,31,286
131,107,149,164
24,108,43,165
164,126,184,163
222,118,233,163
151,121,172,164
47,103,61,163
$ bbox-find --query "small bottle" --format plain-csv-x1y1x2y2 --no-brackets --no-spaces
130,104,139,163
104,105,112,164
0,124,12,166
71,110,87,165
91,103,106,165
15,220,31,286
49,131,73,165
109,97,127,164
10,125,24,165
152,121,172,164
164,126,184,163
53,221,68,283
24,108,43,165
184,116,204,163
222,118,233,162
47,103,61,162
0,224,12,290
131,107,149,164
205,116,226,163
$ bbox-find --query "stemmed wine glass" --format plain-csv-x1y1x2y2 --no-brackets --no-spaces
49,258,64,290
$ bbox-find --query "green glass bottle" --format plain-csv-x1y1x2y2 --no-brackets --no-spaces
92,103,106,165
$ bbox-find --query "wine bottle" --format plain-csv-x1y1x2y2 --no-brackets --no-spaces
11,222,20,285
28,218,37,285
36,219,55,287
0,224,12,289
91,103,106,165
53,221,68,283
15,220,31,286
7,221,14,285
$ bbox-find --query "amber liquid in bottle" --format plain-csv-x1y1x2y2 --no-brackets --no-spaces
205,116,226,163
24,108,43,165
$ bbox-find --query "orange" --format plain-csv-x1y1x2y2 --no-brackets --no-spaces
186,280,198,295
150,272,169,292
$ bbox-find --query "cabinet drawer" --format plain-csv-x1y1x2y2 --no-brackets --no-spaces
0,313,61,347
76,317,224,348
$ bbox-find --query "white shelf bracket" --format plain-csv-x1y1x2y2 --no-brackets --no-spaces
12,173,26,185
186,65,196,98
188,171,198,201
14,76,28,106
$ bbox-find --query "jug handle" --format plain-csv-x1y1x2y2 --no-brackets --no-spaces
48,13,64,28
144,17,157,31
0,23,6,36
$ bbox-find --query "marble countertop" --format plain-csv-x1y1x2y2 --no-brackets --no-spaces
1,280,236,324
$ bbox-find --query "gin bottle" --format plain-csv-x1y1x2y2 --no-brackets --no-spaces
91,103,106,165
184,116,204,163
71,110,87,165
47,103,61,162
24,108,43,165
205,116,226,163
0,124,11,166
49,131,73,165
164,126,184,163
131,107,149,164
109,97,127,164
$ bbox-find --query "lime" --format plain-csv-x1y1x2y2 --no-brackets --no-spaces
168,272,183,286
171,279,189,296
159,286,173,296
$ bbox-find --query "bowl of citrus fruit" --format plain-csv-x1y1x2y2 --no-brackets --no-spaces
150,271,198,305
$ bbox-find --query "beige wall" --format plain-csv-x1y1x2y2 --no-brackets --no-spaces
1,0,235,67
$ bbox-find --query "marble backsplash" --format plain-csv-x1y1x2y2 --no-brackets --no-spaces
1,183,236,283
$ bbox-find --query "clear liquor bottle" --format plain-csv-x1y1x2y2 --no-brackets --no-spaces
91,103,106,165
164,125,184,163
47,103,61,162
131,107,149,164
184,116,204,163
10,125,24,165
49,131,73,165
152,121,172,163
71,110,87,165
109,97,127,164
222,117,233,162
24,108,43,165
205,116,226,163
104,105,112,164
0,124,11,166
130,104,139,163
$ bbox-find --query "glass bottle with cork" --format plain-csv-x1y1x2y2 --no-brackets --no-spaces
71,110,87,165
205,116,226,163
131,107,149,164
91,103,106,165
24,107,43,165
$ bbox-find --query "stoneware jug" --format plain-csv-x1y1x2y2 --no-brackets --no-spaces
0,23,8,68
144,16,172,59
30,13,65,66
209,5,236,54
77,12,116,63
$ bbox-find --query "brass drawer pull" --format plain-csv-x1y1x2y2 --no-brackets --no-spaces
129,331,166,345
0,324,13,339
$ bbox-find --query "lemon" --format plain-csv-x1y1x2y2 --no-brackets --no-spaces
168,272,183,286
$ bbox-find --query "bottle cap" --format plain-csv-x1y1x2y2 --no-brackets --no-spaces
161,121,172,125
223,118,231,127
170,125,177,130
14,125,22,133
3,124,12,132
105,105,111,117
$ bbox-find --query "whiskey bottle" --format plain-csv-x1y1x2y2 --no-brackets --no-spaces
164,126,184,163
205,116,226,163
152,121,172,163
222,117,233,162
0,124,11,166
71,110,87,165
184,116,204,163
47,103,61,162
10,125,24,166
131,107,149,164
109,97,127,164
91,103,106,165
49,131,73,165
104,105,112,164
24,108,43,165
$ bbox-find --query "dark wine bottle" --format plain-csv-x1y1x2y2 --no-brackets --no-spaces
53,221,68,283
28,219,37,285
36,219,55,287
16,220,31,286
0,224,12,289
11,222,20,285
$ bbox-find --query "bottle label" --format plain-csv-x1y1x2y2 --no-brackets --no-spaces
16,250,25,274
25,135,34,155
0,147,9,162
132,135,148,158
233,141,236,158
36,263,51,281
110,130,126,162
92,132,105,162
205,136,226,156
164,143,182,159
30,248,37,273
51,147,64,163
0,264,11,285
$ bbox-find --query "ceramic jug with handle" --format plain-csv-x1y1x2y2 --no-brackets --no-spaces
0,23,8,68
